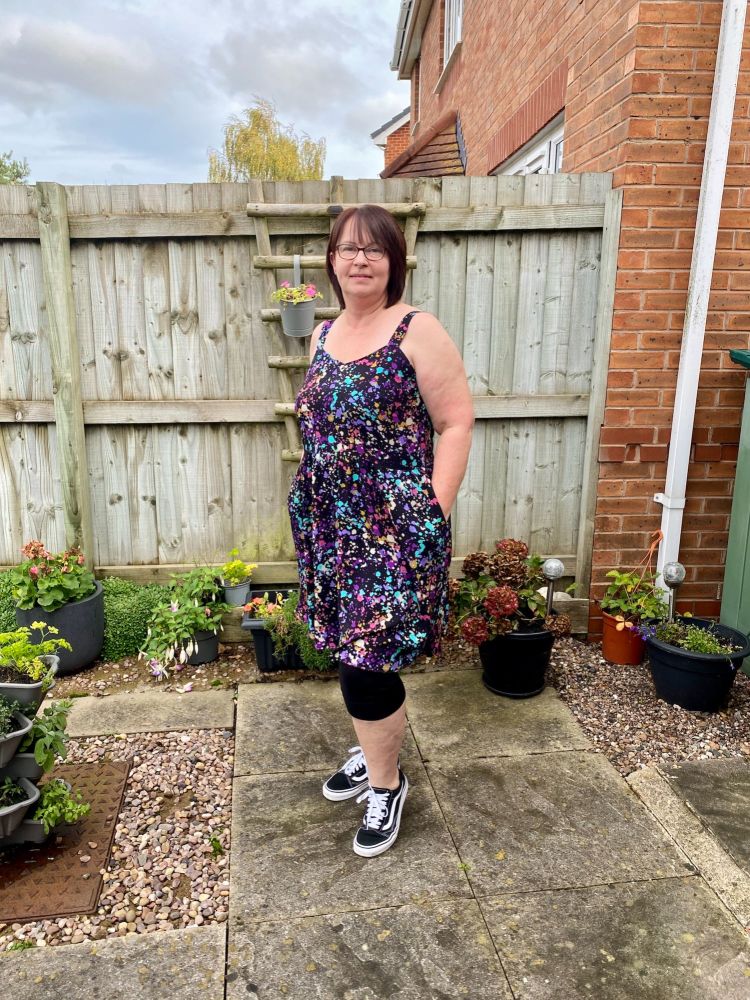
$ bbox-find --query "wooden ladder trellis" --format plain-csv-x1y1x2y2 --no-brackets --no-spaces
247,177,427,463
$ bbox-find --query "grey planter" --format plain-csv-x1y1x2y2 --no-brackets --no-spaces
0,776,40,838
222,579,250,606
0,654,59,716
279,299,316,338
0,711,33,767
0,752,44,782
0,813,50,846
16,581,104,675
183,629,220,665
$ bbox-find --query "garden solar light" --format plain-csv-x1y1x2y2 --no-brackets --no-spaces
542,558,565,616
662,561,686,622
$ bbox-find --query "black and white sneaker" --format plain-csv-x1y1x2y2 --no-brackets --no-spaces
353,770,408,857
322,746,368,801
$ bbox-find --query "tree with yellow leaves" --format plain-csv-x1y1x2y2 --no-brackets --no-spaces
208,99,326,182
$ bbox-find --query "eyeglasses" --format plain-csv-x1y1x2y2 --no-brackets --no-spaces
335,243,385,261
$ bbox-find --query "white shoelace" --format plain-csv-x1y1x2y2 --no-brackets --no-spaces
356,786,390,831
343,746,366,777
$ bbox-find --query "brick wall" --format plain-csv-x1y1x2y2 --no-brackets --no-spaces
384,123,412,168
575,1,750,631
407,0,750,629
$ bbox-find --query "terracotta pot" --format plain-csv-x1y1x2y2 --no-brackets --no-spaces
601,611,645,666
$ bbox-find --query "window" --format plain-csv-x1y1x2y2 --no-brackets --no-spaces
444,0,463,66
494,115,564,176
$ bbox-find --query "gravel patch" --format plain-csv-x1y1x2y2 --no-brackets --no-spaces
548,637,750,777
0,729,232,951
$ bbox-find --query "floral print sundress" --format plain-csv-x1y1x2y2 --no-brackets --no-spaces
288,310,452,672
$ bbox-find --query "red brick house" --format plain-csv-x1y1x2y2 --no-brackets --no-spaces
379,0,750,631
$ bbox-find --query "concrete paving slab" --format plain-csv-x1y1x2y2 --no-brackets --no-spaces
628,765,750,931
60,690,235,736
661,758,750,871
404,670,591,759
480,878,750,1000
229,762,470,924
235,679,422,775
227,898,512,1000
1,924,226,1000
427,752,689,897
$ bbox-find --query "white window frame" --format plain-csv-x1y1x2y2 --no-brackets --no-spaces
444,0,463,66
493,114,565,176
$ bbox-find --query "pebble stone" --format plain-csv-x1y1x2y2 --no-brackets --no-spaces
0,729,232,951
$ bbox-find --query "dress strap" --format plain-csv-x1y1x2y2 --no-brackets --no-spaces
317,319,335,345
390,310,420,346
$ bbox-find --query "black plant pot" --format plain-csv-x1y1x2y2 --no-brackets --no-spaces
241,617,305,672
646,620,750,712
479,623,555,698
16,581,104,676
183,629,220,666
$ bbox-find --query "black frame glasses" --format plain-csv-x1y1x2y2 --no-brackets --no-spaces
335,243,386,261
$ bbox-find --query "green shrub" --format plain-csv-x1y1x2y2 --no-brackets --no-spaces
101,577,170,661
0,570,16,631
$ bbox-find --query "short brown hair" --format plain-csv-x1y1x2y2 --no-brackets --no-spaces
326,205,407,308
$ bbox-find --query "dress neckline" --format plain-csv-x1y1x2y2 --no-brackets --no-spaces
319,310,418,366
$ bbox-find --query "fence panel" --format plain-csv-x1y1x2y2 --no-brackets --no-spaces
0,176,621,625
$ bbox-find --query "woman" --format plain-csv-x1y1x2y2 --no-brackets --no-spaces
288,205,473,857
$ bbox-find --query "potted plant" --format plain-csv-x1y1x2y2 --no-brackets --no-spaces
242,590,333,673
451,539,572,698
270,281,323,338
0,696,33,768
139,567,230,681
219,550,258,607
599,569,668,666
29,777,90,836
639,617,750,712
1,699,74,782
10,540,103,676
0,774,40,839
0,622,71,714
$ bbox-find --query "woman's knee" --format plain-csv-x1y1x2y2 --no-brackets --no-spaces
338,662,406,721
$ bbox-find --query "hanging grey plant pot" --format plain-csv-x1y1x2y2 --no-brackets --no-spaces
279,299,316,338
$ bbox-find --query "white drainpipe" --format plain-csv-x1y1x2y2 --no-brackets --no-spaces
655,0,747,582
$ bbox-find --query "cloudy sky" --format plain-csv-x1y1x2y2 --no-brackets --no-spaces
1,0,410,184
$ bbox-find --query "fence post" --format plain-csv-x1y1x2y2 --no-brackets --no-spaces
36,182,95,565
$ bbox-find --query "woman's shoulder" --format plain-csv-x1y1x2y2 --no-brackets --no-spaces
399,308,453,367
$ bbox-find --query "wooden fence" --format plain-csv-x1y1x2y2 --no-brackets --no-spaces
0,175,622,629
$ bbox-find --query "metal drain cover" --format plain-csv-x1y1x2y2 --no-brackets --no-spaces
0,760,131,923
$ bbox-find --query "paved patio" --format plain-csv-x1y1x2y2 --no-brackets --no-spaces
4,667,750,999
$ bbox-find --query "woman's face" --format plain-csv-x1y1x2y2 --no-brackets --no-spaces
330,219,390,307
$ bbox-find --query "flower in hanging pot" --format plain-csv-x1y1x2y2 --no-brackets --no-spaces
451,538,573,645
270,281,323,338
271,281,323,306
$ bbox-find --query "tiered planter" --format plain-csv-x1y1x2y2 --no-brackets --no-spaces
0,654,59,714
0,675,67,846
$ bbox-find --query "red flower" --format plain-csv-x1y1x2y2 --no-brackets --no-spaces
460,615,490,646
483,585,519,619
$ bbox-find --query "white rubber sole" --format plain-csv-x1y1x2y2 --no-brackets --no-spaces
322,780,367,802
352,775,408,857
